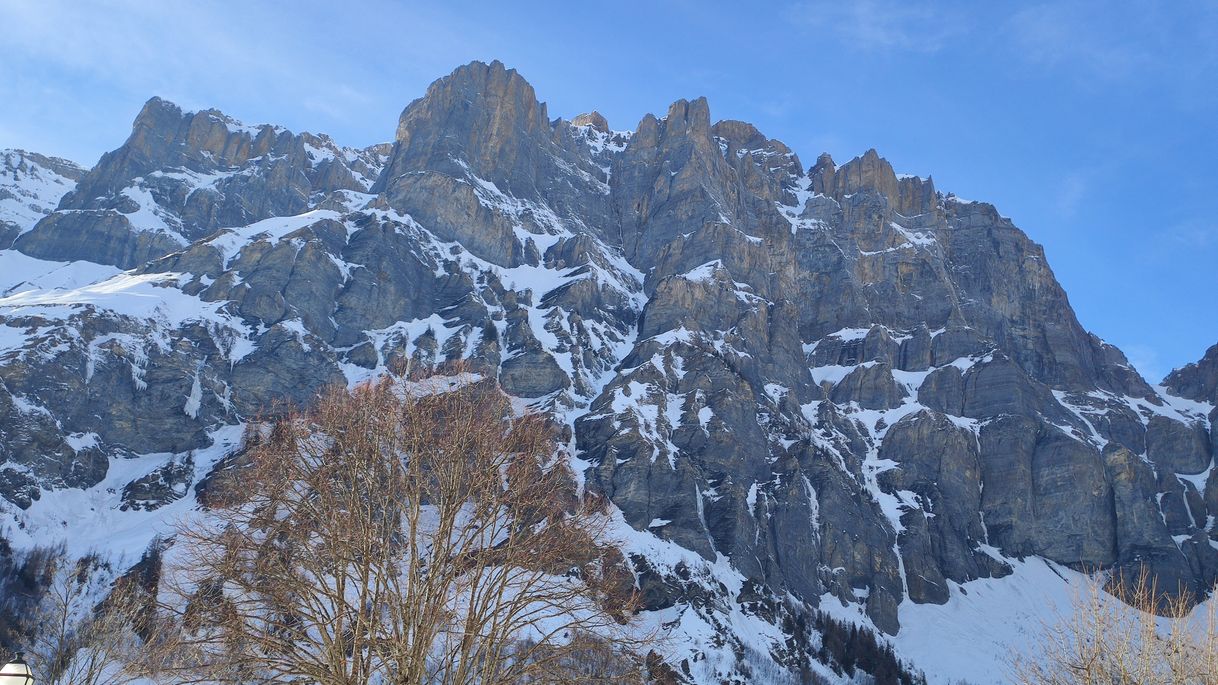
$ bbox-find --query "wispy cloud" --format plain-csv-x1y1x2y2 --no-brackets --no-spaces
1164,219,1218,249
0,0,487,158
1007,3,1151,78
1053,172,1087,219
788,0,967,53
1005,0,1218,92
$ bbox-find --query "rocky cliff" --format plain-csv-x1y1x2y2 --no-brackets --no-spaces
0,60,1215,684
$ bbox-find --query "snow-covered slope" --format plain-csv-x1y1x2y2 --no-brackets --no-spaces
0,149,84,245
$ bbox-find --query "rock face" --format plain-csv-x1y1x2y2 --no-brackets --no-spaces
1,61,1215,683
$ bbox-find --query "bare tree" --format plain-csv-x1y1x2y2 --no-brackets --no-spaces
150,371,646,685
1010,567,1218,685
9,550,147,685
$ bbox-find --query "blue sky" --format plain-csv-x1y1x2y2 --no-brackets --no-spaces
1,0,1214,380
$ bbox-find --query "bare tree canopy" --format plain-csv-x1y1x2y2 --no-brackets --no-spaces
1010,568,1218,685
150,372,646,685
1,547,150,685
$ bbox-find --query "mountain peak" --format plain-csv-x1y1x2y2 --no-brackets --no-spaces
1165,343,1218,404
662,96,711,134
60,97,270,211
711,120,765,149
811,147,900,204
571,110,609,133
136,95,183,119
808,148,939,215
395,59,547,147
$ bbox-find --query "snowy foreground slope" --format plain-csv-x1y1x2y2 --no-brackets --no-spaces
2,60,1217,684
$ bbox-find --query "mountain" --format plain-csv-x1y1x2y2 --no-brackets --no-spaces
1,60,1215,684
12,97,389,269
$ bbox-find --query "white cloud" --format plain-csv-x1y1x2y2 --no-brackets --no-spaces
788,0,967,53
